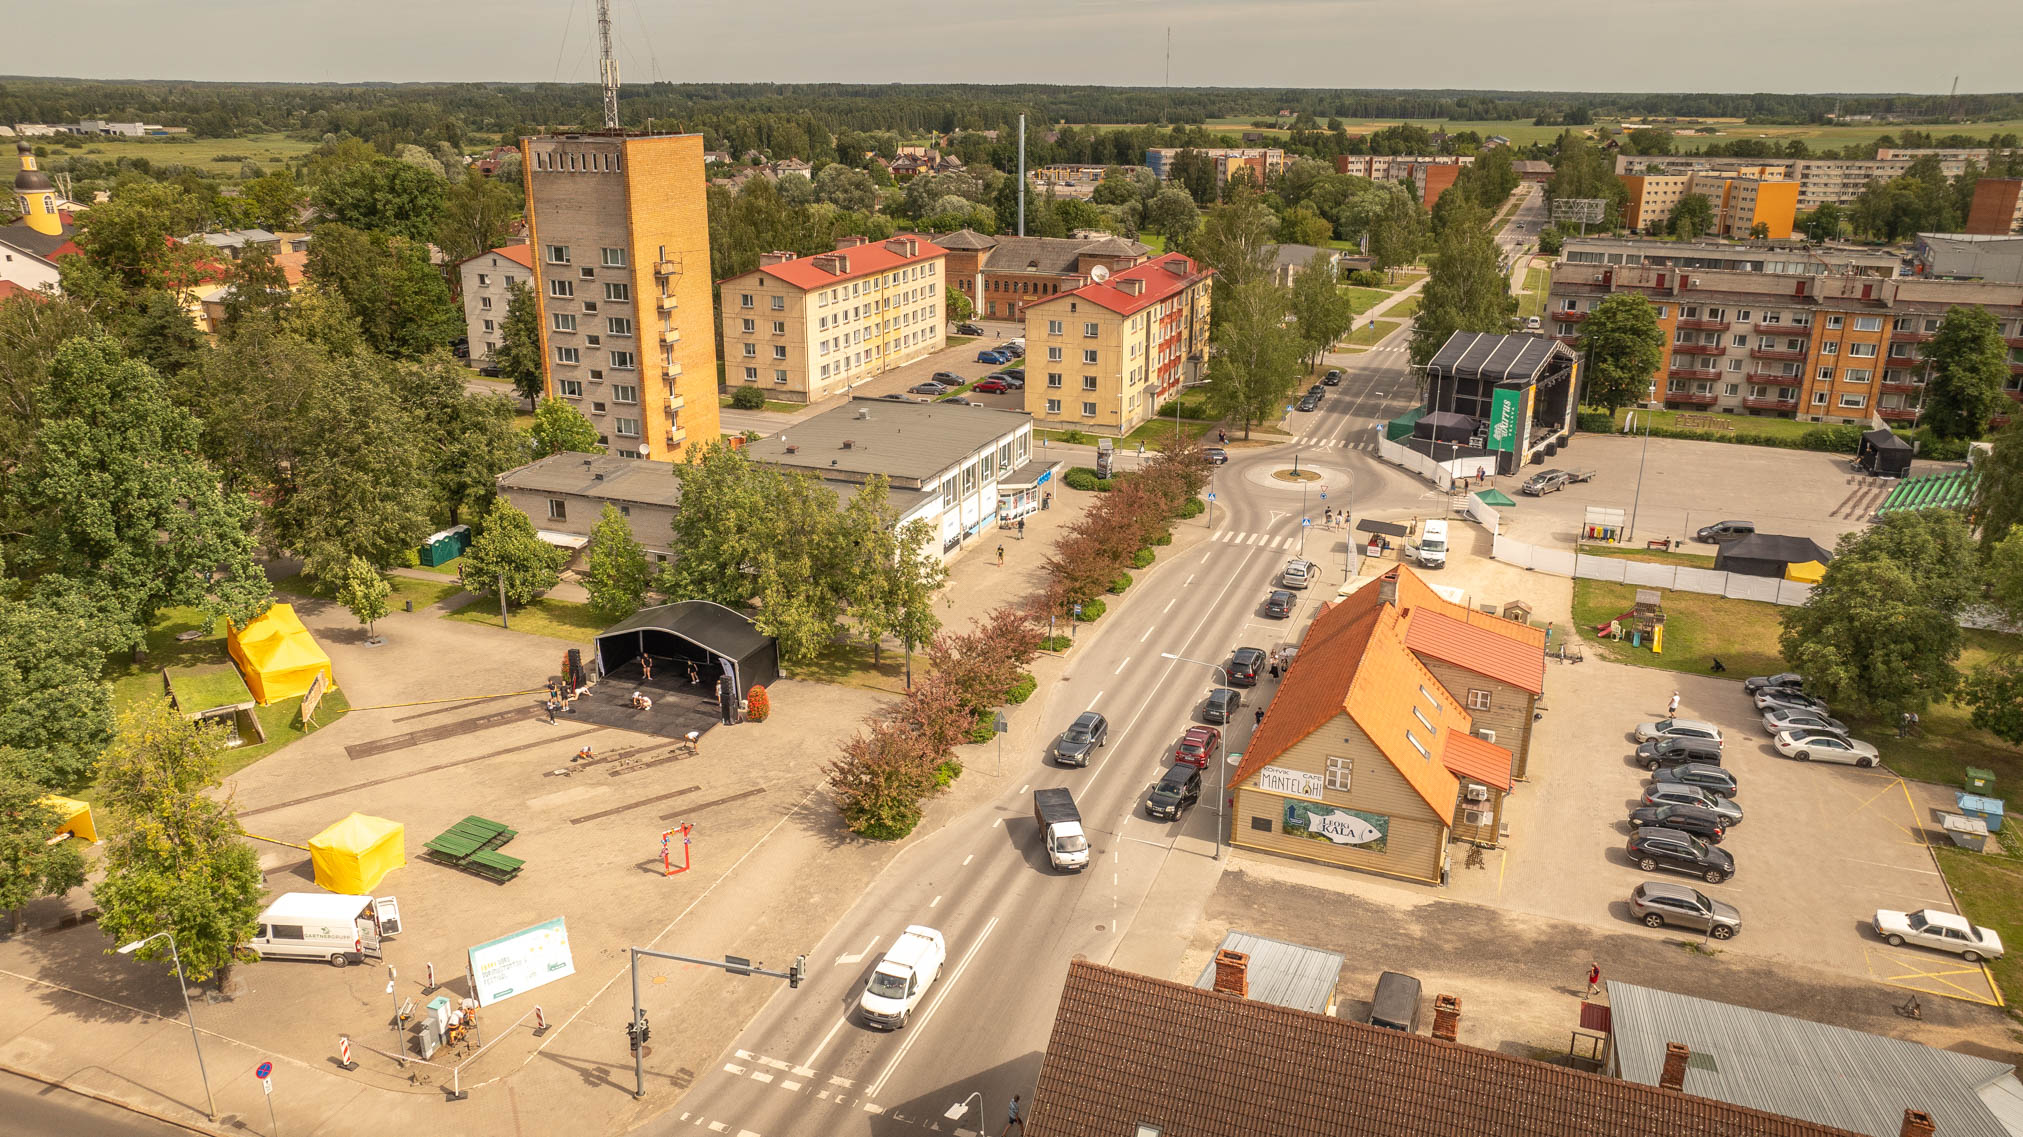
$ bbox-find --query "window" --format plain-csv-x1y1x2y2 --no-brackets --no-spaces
741,318,755,334
1854,316,1882,332
1844,368,1872,382
1405,730,1430,759
774,369,788,384
772,345,788,360
269,924,305,941
482,319,495,333
743,366,758,380
1411,705,1434,732
1838,393,1867,409
552,313,577,332
611,384,638,403
1047,372,1063,388
546,244,570,264
614,417,641,437
610,350,636,370
742,343,757,357
1081,401,1098,417
601,247,626,267
607,317,632,337
739,293,754,309
604,282,630,303
772,320,786,335
1048,319,1063,335
1821,341,1838,355
1048,346,1063,362
557,379,583,397
479,296,493,311
548,279,574,299
1326,756,1352,792
1847,342,1876,358
1825,314,1844,329
547,498,568,520
1731,334,1747,347
1082,349,1098,365
1812,391,1830,405
771,295,785,310
1468,689,1492,710
554,346,580,364
1083,375,1098,390
1084,321,1100,337
1816,365,1834,380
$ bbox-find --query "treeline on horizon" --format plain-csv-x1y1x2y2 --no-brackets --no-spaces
4,77,2022,145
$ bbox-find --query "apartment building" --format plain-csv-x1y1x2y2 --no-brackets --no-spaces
1558,235,1898,277
934,229,1150,321
1144,147,1288,186
522,131,721,461
1333,154,1474,207
1615,153,1972,209
1021,253,1214,435
1876,147,1997,162
1967,178,2023,235
456,245,534,365
1547,251,2023,425
1619,172,1799,238
716,235,947,404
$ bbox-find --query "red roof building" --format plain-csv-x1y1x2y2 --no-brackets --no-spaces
1020,252,1215,436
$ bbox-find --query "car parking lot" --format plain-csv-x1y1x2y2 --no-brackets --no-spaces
1456,659,2001,1007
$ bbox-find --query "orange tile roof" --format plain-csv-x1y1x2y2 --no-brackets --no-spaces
1391,564,1547,650
1037,251,1212,316
1401,605,1546,695
273,249,308,287
492,243,534,269
1441,729,1514,791
736,235,947,291
1233,583,1386,788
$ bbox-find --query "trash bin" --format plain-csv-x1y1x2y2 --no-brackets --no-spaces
1956,792,2005,833
1965,767,1996,795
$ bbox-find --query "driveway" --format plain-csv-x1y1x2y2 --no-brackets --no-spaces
720,334,1021,437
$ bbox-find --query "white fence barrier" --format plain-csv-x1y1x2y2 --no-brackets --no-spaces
1492,535,1817,607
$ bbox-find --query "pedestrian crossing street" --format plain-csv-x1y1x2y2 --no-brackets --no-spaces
1286,435,1379,451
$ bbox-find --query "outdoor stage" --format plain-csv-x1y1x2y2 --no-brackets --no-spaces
558,656,725,742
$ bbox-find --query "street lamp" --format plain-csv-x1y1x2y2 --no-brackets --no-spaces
1161,652,1233,860
945,1091,984,1132
118,931,216,1122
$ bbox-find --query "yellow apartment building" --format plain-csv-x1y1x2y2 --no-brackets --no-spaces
1619,171,1797,238
1020,253,1214,435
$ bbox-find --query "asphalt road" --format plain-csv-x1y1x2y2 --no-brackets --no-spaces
645,343,1428,1137
0,1071,198,1137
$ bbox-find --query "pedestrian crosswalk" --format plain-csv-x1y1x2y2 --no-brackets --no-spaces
1211,529,1345,549
1287,436,1379,452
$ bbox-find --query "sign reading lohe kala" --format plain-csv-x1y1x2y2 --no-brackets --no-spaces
1283,799,1389,851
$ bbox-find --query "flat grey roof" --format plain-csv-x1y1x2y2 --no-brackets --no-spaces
1192,930,1344,1015
1606,981,2017,1137
744,397,1031,485
999,458,1061,490
496,451,680,507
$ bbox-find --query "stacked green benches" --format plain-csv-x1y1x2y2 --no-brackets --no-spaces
423,816,523,882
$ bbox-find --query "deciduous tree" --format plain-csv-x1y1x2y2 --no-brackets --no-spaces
1576,293,1666,415
1408,198,1514,366
0,775,88,935
240,172,307,234
1286,251,1354,368
1187,186,1277,290
335,555,391,641
310,159,448,243
303,223,462,360
530,396,603,456
1667,193,1714,239
436,168,519,268
1971,419,2023,549
1922,304,2008,441
1143,188,1199,241
494,280,544,406
1202,277,1301,439
0,594,116,792
584,505,654,623
458,499,565,608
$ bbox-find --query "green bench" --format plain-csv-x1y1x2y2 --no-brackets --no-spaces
466,849,524,882
424,815,522,883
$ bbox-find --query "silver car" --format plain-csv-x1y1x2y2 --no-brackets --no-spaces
1762,707,1848,736
1630,882,1740,939
1633,718,1724,746
1773,730,1880,767
1753,687,1830,714
1642,783,1744,825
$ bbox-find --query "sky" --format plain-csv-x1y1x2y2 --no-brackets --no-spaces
10,0,2020,94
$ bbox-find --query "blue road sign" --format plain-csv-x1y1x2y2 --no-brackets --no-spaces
1302,518,1312,527
1320,490,1327,500
1205,492,1217,501
256,1062,273,1079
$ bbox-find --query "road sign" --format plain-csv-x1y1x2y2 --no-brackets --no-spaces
993,712,1009,735
1205,492,1216,501
256,1062,272,1079
1302,518,1312,527
1320,490,1327,500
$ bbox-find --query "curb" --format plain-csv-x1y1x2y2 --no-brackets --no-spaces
0,1061,223,1135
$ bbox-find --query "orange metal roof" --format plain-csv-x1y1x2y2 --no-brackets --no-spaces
1441,730,1515,792
1400,605,1546,695
1037,252,1212,316
743,235,947,291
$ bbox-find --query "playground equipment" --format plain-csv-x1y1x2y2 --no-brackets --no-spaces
1594,589,1666,652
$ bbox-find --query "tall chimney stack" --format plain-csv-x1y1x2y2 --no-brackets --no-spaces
1659,1042,1690,1092
1211,949,1249,998
1900,1109,1936,1137
1431,994,1461,1042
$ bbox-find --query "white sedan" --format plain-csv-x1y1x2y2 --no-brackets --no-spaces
1773,730,1879,767
1873,908,2004,962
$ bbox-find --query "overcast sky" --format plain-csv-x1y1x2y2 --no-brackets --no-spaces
12,0,2017,94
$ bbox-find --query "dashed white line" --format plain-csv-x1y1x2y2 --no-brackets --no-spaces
1087,690,1103,708
866,917,1000,1098
1020,783,1030,794
1140,625,1154,642
1163,598,1177,613
791,1064,814,1077
802,1016,848,1069
929,895,941,907
962,853,974,866
1114,656,1131,674
1184,574,1196,587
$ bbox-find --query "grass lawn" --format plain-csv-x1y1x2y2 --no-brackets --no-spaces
794,640,912,694
1037,418,1215,448
1140,233,1168,253
410,556,462,578
1340,319,1403,350
390,575,466,611
446,595,604,642
50,131,319,175
1576,544,1719,569
718,395,804,414
1387,295,1422,319
1934,846,2023,1009
1514,266,1551,320
1592,405,1821,441
947,334,979,348
1343,286,1390,312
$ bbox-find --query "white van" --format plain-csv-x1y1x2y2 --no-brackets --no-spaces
858,925,947,1029
1413,520,1449,569
248,893,402,967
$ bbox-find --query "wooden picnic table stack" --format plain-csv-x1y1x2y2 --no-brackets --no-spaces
423,815,523,882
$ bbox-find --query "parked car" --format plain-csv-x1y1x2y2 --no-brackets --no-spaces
1003,339,1025,357
1651,762,1739,798
939,397,975,405
931,370,964,385
1322,369,1343,386
1695,519,1756,543
1204,447,1229,465
1524,315,1543,332
1873,908,2005,962
1520,468,1593,495
999,374,1026,390
1761,707,1848,736
1773,729,1880,767
1052,711,1109,767
973,377,1014,394
954,322,985,336
1263,590,1296,618
878,393,915,401
1626,826,1734,884
978,348,1011,364
1642,783,1744,825
909,380,952,395
1296,394,1322,412
1145,765,1202,820
1742,672,1805,694
1628,803,1729,843
1636,736,1724,771
1203,687,1243,724
1753,687,1831,714
1282,559,1315,589
1171,725,1222,769
1229,647,1267,687
1307,383,1326,397
1002,367,1025,381
1632,718,1724,746
1630,882,1740,938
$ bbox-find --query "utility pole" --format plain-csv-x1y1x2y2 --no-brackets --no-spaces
497,572,510,630
596,0,620,130
629,948,805,1098
1017,114,1026,238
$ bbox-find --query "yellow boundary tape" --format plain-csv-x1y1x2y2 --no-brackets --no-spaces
346,688,547,712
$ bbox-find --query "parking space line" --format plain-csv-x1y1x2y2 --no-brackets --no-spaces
1836,856,1939,876
1863,946,2004,1006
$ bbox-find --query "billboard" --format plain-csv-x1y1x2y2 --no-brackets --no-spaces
1283,800,1389,852
468,917,576,1007
1487,388,1523,453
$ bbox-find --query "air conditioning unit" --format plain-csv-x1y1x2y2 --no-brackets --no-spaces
1474,729,1496,744
1464,809,1492,826
1464,783,1490,803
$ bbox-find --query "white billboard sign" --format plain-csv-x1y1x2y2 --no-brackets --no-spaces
468,917,576,1007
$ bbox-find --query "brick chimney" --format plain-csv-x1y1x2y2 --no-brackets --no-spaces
759,250,798,266
1117,277,1146,297
884,236,918,258
1431,994,1461,1042
1164,256,1191,276
1901,1110,1935,1137
1378,570,1399,606
812,253,850,276
834,235,868,249
1659,1042,1690,1092
1211,949,1249,998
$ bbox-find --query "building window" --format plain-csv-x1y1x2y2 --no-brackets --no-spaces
1812,391,1830,405
1467,689,1492,711
1325,755,1352,792
742,343,757,358
1084,322,1099,337
1048,319,1063,335
610,350,636,370
1838,393,1867,409
604,282,630,303
557,379,583,397
605,317,632,337
741,318,755,333
546,244,570,265
1082,375,1098,391
771,295,786,310
552,313,577,332
1047,372,1063,388
615,417,641,437
1082,401,1097,417
1821,341,1838,355
547,498,567,520
601,247,626,267
612,384,638,403
482,319,495,333
1825,315,1844,329
772,345,788,360
1405,730,1430,759
1847,342,1876,358
1816,366,1834,380
740,293,754,309
554,346,580,364
1046,398,1062,413
774,369,788,384
479,296,493,311
1082,349,1098,365
743,366,759,381
773,320,786,335
549,279,574,298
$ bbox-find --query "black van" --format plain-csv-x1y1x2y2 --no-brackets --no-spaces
1368,971,1423,1032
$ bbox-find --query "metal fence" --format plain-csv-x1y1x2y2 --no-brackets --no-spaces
1489,533,1816,606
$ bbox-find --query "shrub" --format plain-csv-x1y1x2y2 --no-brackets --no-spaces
1131,547,1156,568
1039,634,1073,652
966,716,997,743
729,385,767,410
1059,429,1090,445
1109,572,1133,594
745,685,771,722
1911,428,1970,461
1346,269,1386,287
1151,531,1173,546
1178,496,1206,518
1076,597,1107,621
1006,672,1037,704
1796,424,1865,453
934,759,963,788
1575,411,1615,433
1064,467,1100,491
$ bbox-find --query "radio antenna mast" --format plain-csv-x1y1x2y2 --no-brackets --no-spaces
597,0,620,129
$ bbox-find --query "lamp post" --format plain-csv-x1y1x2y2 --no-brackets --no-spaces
1625,384,1656,543
945,1091,985,1134
1161,652,1232,859
118,931,216,1122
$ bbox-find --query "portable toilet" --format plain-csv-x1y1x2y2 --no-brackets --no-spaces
419,524,472,567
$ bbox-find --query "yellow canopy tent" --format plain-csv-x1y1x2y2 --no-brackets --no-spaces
42,795,97,844
1784,560,1827,583
227,603,335,705
308,813,405,894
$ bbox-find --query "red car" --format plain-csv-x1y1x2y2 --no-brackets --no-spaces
973,377,1012,394
1172,726,1222,769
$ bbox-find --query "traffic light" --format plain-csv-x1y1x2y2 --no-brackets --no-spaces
637,1011,651,1045
789,955,807,989
625,1019,639,1054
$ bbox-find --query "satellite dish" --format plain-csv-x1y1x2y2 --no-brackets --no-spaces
1090,265,1111,283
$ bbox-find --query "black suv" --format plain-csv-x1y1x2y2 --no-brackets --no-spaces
1322,369,1343,386
1146,766,1202,820
1626,826,1734,884
1203,687,1243,724
1627,803,1728,844
1263,590,1295,618
1636,736,1724,771
1053,711,1109,767
1229,647,1267,687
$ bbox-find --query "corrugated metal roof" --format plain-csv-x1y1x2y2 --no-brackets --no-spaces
1427,331,1574,382
1606,981,2018,1137
1192,930,1344,1014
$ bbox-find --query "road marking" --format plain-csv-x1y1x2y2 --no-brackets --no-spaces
866,916,1000,1099
1114,656,1131,674
738,1130,760,1137
992,817,1001,827
708,1122,728,1132
791,1064,814,1077
782,1079,802,1092
834,935,881,966
757,1055,789,1069
962,854,973,866
1163,598,1176,613
724,1063,747,1075
828,1075,855,1088
751,1071,774,1084
1838,856,1939,875
1020,784,1030,794
1140,625,1154,642
1087,691,1103,709
929,895,941,908
1184,574,1196,587
864,1103,886,1114
802,1017,849,1069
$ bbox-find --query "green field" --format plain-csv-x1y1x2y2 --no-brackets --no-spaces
447,595,605,642
1340,318,1403,349
1514,266,1551,319
44,131,319,173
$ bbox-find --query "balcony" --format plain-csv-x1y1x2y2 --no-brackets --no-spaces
1893,329,1934,344
1676,317,1731,331
1878,407,1919,423
1554,309,1589,322
662,360,683,379
657,295,679,312
1668,367,1720,381
1753,322,1798,334
2007,336,2023,350
1750,371,1802,386
654,259,681,277
1880,380,1922,394
1663,389,1720,406
1671,342,1727,356
1750,346,1807,362
1743,396,1799,412
660,327,682,346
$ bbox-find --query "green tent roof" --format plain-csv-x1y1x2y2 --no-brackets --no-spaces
1477,489,1517,507
1874,468,1979,517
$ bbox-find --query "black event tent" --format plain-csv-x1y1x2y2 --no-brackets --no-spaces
1716,534,1834,579
1855,428,1914,478
594,601,780,695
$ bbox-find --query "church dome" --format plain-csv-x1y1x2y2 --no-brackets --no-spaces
14,141,53,193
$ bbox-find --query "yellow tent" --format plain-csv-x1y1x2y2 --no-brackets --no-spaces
308,813,405,894
1784,560,1827,583
42,795,97,844
227,603,335,705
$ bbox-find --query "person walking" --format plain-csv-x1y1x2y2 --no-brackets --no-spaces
1254,708,1265,728
1667,691,1681,717
687,661,700,687
1586,962,1602,998
1002,1094,1024,1134
997,544,1006,566
1017,517,1027,540
544,698,559,724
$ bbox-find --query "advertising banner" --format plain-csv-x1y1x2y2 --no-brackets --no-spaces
1283,800,1389,851
468,918,576,1007
1487,388,1522,453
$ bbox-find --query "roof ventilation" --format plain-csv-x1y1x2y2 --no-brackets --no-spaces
593,472,604,480
784,444,798,454
842,439,854,449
